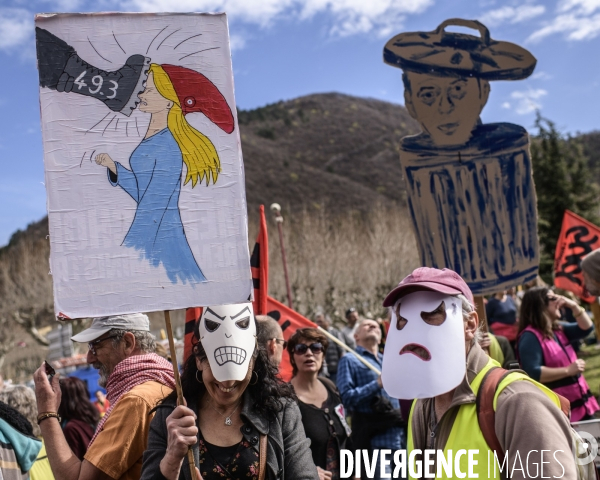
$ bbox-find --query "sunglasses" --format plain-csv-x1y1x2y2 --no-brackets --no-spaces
294,342,324,355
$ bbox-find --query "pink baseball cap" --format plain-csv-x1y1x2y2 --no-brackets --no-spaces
383,267,474,307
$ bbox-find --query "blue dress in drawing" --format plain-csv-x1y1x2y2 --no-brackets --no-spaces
108,128,206,284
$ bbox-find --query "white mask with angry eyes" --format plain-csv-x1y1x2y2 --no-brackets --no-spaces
381,291,466,399
199,303,257,382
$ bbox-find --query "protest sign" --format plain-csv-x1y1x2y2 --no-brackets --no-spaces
384,19,539,295
35,13,251,318
554,210,600,302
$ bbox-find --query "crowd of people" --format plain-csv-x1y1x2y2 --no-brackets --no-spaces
3,261,600,479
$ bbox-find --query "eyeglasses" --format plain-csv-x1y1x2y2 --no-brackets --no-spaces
274,338,288,349
293,342,324,355
88,334,119,355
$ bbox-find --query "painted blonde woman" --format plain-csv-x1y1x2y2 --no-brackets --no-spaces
96,64,234,284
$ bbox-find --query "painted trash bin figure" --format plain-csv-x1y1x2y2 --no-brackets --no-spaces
384,18,539,294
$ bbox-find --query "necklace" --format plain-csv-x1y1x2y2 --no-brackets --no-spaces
209,400,242,426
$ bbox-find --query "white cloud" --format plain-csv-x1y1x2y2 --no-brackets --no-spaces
40,0,85,9
0,8,32,52
558,0,600,15
479,4,545,26
0,0,433,55
528,0,600,42
122,0,294,26
229,33,246,51
122,0,432,37
300,0,432,37
502,101,511,109
531,71,552,80
509,88,547,114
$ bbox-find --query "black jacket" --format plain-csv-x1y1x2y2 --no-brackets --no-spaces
141,391,319,480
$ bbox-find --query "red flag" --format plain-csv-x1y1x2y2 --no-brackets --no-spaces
266,296,317,381
554,210,600,302
183,307,202,363
251,206,269,315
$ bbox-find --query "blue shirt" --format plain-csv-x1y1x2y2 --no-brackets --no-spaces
486,296,517,325
336,346,402,450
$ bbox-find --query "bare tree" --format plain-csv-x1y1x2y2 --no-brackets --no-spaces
251,204,419,325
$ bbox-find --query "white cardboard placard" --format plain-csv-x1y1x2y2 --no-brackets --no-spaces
36,13,251,317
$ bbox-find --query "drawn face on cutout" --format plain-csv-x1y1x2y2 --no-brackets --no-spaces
199,303,257,382
381,290,466,399
404,71,489,147
138,72,172,114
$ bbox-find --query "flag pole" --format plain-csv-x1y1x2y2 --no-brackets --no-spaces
317,326,381,375
270,203,293,309
164,310,198,480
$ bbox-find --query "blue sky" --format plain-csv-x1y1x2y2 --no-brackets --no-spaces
1,0,599,246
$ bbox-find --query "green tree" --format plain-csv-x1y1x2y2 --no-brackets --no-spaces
531,113,600,282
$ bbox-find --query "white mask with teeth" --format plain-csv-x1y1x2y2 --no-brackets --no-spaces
381,291,465,399
199,303,257,382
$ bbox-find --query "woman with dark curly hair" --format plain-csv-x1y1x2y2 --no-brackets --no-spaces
58,377,100,460
141,305,319,480
288,328,350,480
518,286,599,421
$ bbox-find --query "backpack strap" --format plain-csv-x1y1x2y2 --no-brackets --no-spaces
319,376,338,394
476,366,572,465
556,393,571,418
258,434,268,480
476,367,507,462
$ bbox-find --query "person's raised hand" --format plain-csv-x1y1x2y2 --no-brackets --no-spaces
33,362,61,415
160,405,198,480
555,294,580,313
317,467,333,480
567,359,586,376
480,333,491,349
95,153,116,174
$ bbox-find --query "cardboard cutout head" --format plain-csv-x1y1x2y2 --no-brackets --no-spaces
403,72,490,146
384,18,535,148
382,20,540,294
382,291,466,399
199,303,256,382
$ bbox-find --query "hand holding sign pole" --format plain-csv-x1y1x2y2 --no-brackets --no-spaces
164,310,198,480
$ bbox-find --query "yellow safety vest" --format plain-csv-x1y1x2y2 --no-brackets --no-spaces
407,358,562,479
487,334,504,367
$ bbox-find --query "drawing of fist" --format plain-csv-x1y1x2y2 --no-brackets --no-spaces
95,153,117,175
